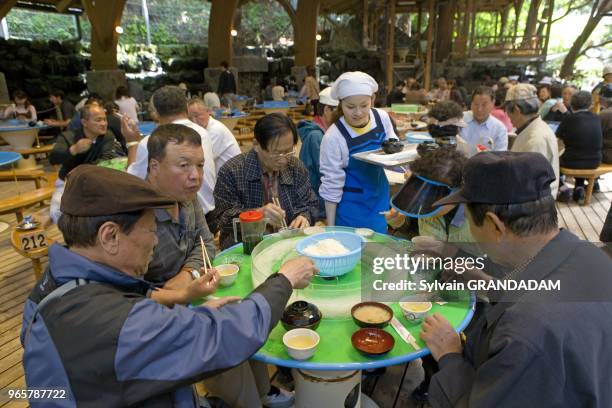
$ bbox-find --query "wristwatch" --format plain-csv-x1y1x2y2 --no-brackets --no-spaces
191,269,201,280
126,141,140,148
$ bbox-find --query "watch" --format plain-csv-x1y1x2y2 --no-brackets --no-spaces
190,269,201,280
126,141,140,148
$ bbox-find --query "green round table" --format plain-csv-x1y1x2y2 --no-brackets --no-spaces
204,228,475,407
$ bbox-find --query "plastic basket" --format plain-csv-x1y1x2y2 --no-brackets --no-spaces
295,231,364,277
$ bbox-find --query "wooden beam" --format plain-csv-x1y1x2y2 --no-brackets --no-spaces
56,0,72,13
386,0,396,93
424,0,435,91
82,0,126,70
436,0,454,61
542,0,554,57
362,0,369,48
208,0,239,67
294,0,321,67
0,0,18,21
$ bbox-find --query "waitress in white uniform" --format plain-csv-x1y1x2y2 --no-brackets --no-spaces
319,71,398,233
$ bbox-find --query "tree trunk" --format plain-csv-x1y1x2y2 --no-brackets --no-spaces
559,0,612,78
522,0,542,47
499,5,510,37
512,0,524,39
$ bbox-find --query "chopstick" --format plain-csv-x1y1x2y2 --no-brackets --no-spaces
199,236,215,283
272,196,288,229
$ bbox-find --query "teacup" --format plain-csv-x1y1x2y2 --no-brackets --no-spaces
283,328,320,360
216,264,239,287
399,295,432,321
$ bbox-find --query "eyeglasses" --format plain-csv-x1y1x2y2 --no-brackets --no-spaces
267,147,296,160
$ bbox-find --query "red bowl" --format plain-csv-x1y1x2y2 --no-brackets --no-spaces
351,328,395,356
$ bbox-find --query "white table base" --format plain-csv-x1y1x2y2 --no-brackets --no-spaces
292,369,380,408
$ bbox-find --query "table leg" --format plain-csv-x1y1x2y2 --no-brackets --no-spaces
292,368,380,408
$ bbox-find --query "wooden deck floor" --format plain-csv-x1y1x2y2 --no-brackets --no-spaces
0,171,610,408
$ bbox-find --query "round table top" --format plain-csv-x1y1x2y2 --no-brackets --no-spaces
0,120,49,132
206,232,475,371
138,121,157,136
0,151,22,166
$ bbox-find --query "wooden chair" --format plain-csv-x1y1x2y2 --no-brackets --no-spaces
560,163,612,205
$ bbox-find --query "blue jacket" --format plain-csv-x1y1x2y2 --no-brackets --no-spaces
297,119,326,219
21,244,292,407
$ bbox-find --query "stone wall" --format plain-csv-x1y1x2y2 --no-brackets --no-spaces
0,38,87,109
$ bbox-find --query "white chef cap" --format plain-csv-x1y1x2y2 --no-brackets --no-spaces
318,87,339,107
330,71,378,100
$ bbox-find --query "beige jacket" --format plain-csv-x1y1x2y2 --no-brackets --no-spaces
511,116,560,197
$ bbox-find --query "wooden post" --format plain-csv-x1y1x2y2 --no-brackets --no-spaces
469,0,476,54
424,0,435,91
362,0,369,48
208,0,239,68
386,0,396,93
436,0,454,61
294,0,321,67
82,0,127,70
542,0,554,58
0,0,17,21
416,2,422,57
461,0,471,57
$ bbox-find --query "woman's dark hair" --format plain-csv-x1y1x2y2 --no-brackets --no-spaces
570,90,592,111
221,61,229,69
58,211,144,248
254,113,298,150
148,123,202,165
410,147,467,187
494,87,507,107
429,100,464,122
306,65,316,77
115,86,130,99
467,195,558,237
13,90,31,108
409,82,422,91
550,84,563,99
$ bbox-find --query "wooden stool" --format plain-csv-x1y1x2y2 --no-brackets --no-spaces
560,164,612,205
11,220,54,280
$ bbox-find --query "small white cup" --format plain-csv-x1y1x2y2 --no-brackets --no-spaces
399,296,433,322
283,328,320,360
216,264,239,287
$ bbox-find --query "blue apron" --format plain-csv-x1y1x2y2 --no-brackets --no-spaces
335,109,390,233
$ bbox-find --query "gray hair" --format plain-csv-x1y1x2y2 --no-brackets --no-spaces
152,86,188,117
570,91,592,111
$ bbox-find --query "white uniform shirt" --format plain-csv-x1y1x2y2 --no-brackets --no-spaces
206,117,241,172
460,111,508,151
114,97,139,123
127,118,217,213
319,108,397,203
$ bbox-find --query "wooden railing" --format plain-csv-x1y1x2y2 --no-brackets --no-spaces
469,35,545,57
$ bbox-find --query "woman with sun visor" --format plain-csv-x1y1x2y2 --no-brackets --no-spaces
386,146,473,242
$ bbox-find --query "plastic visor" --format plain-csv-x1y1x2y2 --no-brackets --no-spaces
390,175,453,219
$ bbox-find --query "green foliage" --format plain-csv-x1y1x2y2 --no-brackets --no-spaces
5,9,79,40
233,0,294,47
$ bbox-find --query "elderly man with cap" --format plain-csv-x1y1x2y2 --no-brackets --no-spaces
505,83,559,197
20,165,317,407
417,151,612,407
124,85,217,214
319,71,398,232
297,87,339,220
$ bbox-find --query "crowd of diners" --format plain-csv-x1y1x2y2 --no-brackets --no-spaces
15,64,612,407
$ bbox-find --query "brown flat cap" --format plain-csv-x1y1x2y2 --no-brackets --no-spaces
61,165,175,216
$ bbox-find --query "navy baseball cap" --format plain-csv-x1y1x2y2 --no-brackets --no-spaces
433,151,556,207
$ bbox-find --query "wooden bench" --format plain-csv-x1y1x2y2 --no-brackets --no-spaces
0,172,57,221
0,168,53,188
560,163,612,205
15,143,55,160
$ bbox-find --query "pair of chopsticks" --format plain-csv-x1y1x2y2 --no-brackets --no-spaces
272,196,288,229
199,236,215,283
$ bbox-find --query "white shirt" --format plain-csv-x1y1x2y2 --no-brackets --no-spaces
114,97,139,123
204,92,221,109
127,118,217,213
272,86,285,101
460,111,508,151
206,117,241,172
319,108,397,203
